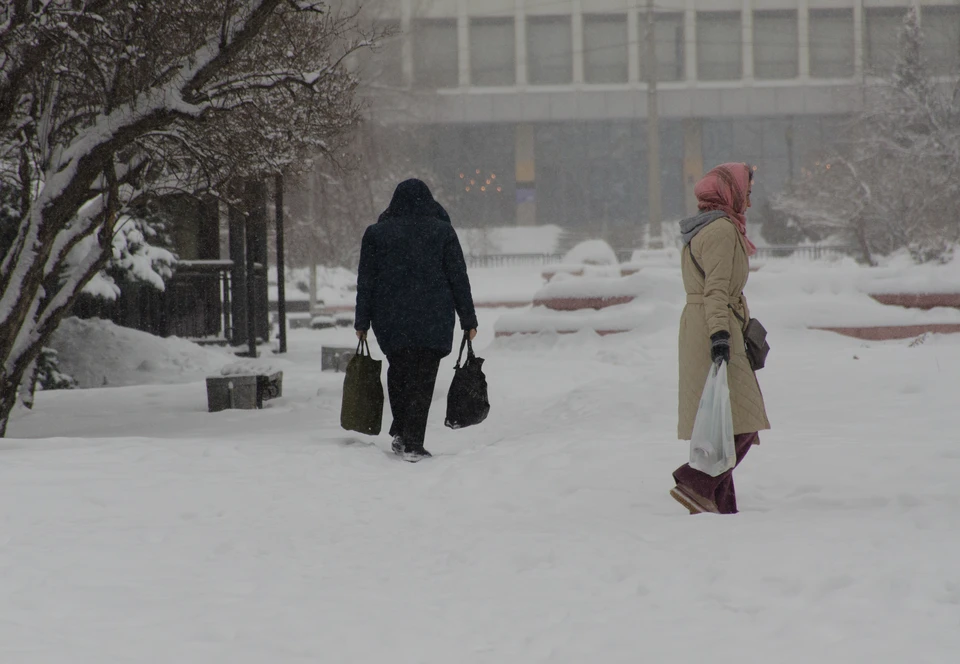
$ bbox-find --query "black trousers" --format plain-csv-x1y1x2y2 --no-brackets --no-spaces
386,349,445,448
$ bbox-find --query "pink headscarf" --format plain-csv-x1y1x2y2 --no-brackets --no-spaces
694,163,757,256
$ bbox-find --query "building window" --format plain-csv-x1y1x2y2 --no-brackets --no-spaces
640,12,685,82
413,19,459,88
809,9,855,78
753,10,798,79
470,18,515,86
527,15,573,85
697,12,742,81
922,6,960,76
583,14,628,84
865,7,908,75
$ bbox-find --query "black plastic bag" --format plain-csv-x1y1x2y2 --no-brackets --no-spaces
340,339,383,435
445,334,490,429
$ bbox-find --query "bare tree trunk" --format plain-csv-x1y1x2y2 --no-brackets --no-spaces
307,166,319,312
309,263,318,314
1,341,49,436
0,387,17,438
854,214,876,266
17,357,39,410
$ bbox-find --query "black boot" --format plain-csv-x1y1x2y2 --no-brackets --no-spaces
401,443,432,463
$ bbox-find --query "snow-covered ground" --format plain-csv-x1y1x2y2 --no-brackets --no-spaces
4,258,960,663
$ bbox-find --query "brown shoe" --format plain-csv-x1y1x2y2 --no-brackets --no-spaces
670,485,719,515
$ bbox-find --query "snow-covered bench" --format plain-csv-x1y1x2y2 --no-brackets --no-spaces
812,292,960,340
206,360,283,412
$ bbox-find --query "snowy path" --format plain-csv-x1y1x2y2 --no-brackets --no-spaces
4,326,960,663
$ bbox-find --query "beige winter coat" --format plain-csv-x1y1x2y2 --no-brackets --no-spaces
678,218,771,440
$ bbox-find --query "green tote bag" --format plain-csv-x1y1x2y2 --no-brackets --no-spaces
340,339,384,435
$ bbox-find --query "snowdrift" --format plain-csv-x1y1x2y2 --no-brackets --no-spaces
48,317,235,388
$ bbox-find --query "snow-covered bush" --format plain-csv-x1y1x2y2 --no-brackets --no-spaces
563,240,618,266
35,349,77,392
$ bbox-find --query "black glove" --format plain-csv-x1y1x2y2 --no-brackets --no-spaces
710,331,730,366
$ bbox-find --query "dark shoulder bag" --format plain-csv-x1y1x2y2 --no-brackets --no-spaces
728,306,770,372
687,247,770,372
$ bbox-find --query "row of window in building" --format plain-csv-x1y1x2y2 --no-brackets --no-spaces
399,116,843,230
368,6,960,88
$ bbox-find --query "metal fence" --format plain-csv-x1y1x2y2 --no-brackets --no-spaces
466,253,565,269
753,245,856,261
465,245,854,268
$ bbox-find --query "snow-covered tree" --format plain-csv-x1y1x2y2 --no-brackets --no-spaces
771,7,960,265
0,0,373,435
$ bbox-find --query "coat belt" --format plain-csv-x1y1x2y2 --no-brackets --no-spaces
686,294,747,316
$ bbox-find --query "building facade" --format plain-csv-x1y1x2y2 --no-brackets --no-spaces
359,0,960,243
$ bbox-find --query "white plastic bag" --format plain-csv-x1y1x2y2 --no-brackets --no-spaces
689,361,736,477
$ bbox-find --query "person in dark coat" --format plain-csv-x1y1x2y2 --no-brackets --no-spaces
355,179,478,461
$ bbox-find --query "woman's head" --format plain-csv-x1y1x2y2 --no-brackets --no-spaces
385,179,436,217
694,163,753,215
692,162,758,256
381,178,449,222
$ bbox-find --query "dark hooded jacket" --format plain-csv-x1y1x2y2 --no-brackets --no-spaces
355,179,478,357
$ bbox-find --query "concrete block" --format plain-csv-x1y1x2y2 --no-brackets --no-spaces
206,371,282,412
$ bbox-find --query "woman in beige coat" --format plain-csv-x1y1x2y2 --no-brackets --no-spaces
671,163,770,515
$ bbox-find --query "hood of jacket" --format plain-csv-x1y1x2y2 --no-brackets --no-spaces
378,178,448,223
678,210,728,246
